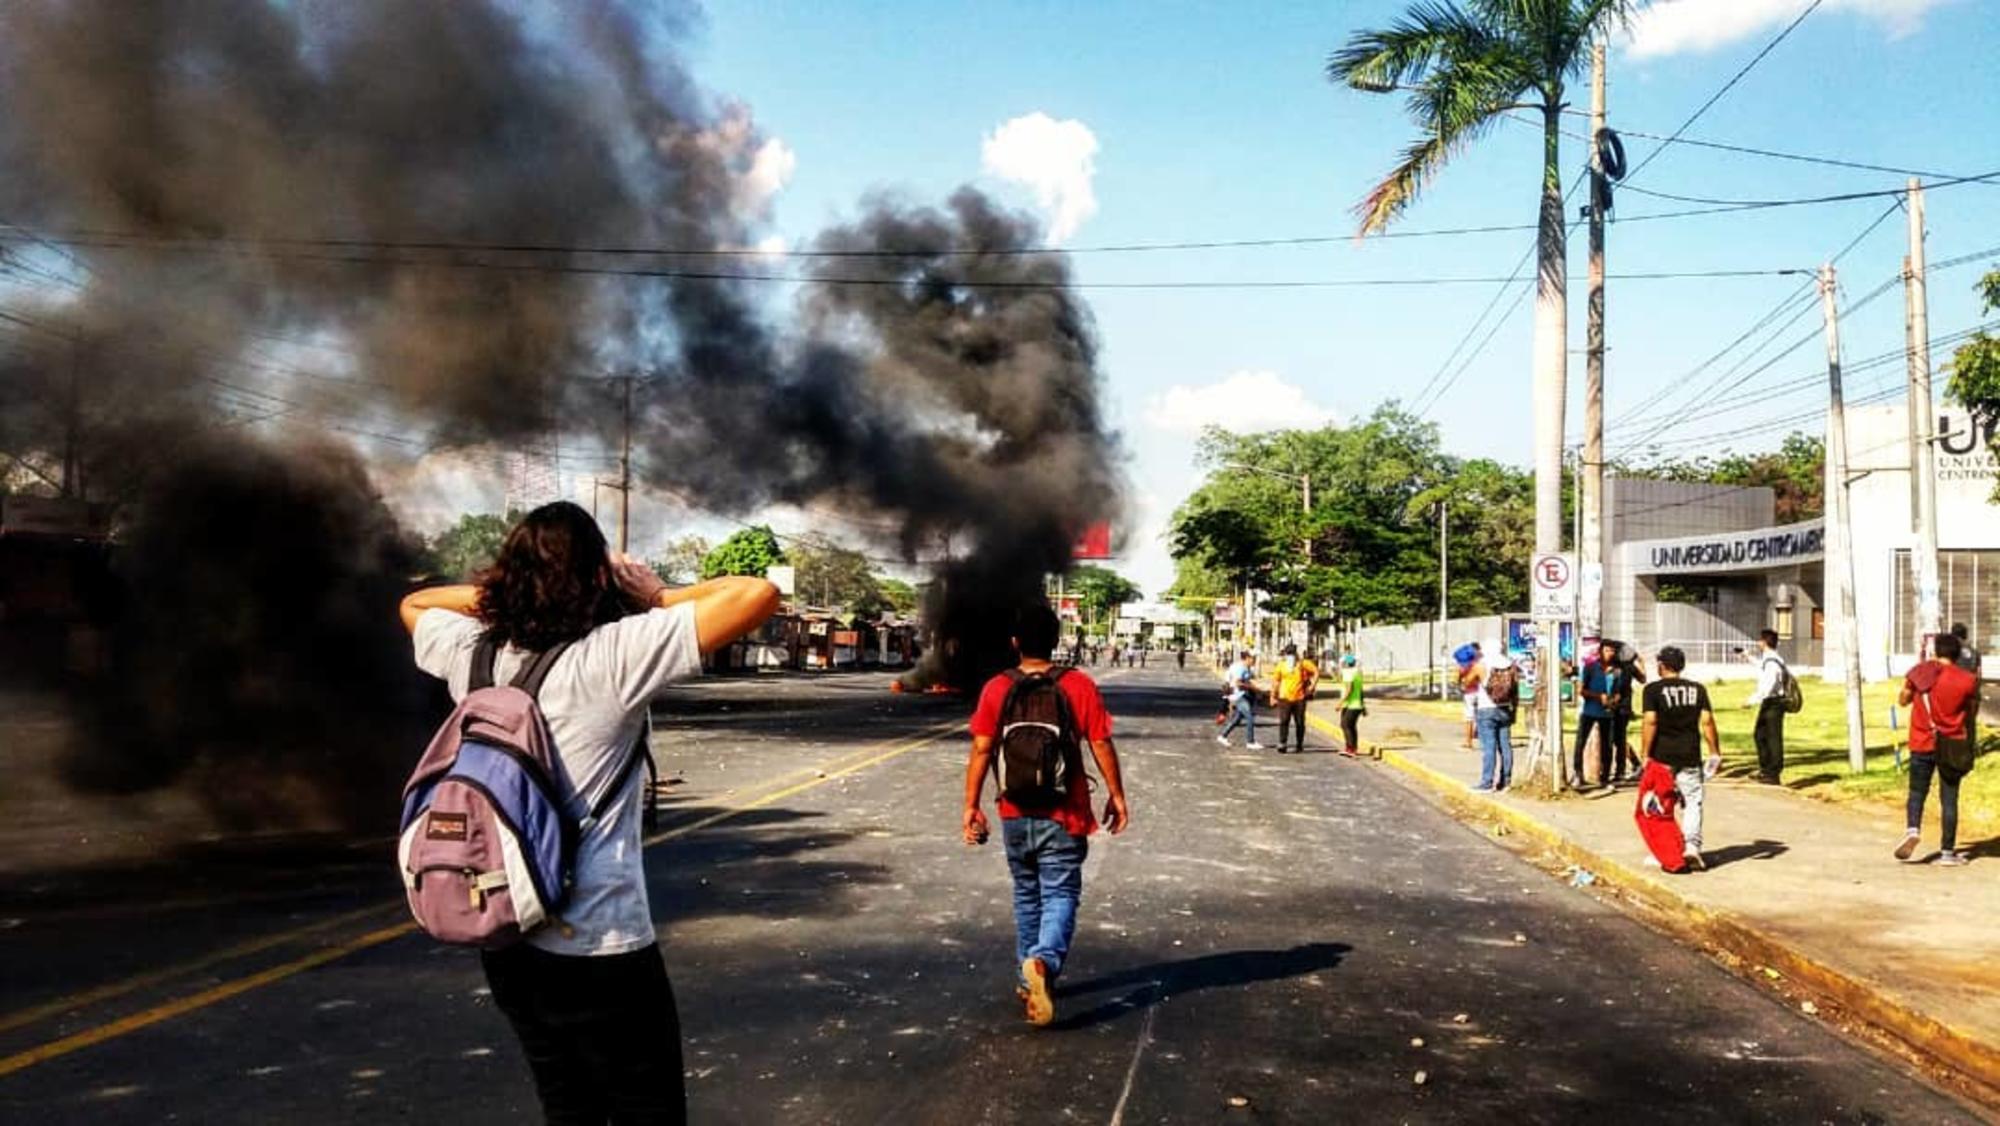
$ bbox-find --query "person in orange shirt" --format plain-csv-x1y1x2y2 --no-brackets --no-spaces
1270,643,1319,755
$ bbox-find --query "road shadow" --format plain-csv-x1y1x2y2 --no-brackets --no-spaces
649,806,890,924
1050,941,1352,1030
1956,834,2000,859
1703,838,1789,868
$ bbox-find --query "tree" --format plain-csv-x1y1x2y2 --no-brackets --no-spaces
700,525,785,579
878,577,920,615
1627,433,1825,522
1169,405,1536,625
790,535,888,617
1947,269,2000,500
651,534,711,586
1068,565,1141,627
1330,0,1636,556
428,511,514,580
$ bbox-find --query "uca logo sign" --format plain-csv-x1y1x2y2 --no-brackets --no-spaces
1937,408,2000,481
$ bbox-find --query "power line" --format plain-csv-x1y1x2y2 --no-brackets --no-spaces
2,177,1977,266
1607,200,1918,435
1617,169,2000,209
0,239,1806,290
1622,0,1826,183
1565,114,1984,182
1408,172,1586,418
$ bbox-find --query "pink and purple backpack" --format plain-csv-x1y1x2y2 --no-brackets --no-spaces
398,638,645,947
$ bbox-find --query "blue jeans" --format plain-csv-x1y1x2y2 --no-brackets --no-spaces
1219,696,1256,743
1476,707,1514,789
1001,816,1088,979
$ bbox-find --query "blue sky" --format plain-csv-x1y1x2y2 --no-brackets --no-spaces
677,0,2000,595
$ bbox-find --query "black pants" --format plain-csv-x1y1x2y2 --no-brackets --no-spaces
481,943,686,1126
1754,700,1786,779
1573,714,1613,784
1907,754,1964,852
1609,712,1637,778
1340,707,1362,751
1274,700,1306,751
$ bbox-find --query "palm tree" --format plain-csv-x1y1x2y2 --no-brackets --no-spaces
1329,1,1634,556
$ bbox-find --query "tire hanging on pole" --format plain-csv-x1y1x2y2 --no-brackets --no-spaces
1593,127,1627,216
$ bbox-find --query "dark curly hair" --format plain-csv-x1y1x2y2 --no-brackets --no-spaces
475,502,626,650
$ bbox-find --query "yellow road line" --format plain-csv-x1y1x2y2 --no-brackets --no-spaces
644,718,964,846
0,902,398,1035
0,921,418,1078
0,715,966,1079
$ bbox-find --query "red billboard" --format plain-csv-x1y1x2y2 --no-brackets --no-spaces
1071,521,1112,560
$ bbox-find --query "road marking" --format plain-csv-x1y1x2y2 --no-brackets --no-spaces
0,714,967,1078
1105,987,1162,1126
0,902,397,1036
646,717,964,846
0,921,417,1078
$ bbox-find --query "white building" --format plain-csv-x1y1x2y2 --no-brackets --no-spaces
1597,403,2000,681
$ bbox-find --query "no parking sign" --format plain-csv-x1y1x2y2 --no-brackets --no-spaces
1529,552,1576,619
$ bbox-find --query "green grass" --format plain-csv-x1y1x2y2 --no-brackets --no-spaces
1380,675,1998,837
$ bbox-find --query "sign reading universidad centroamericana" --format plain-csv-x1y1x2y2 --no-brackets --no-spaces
1620,519,1826,576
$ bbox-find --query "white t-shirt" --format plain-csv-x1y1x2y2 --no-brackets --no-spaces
413,605,702,956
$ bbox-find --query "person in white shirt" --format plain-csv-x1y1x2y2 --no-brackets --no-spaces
400,501,778,1125
1744,629,1788,784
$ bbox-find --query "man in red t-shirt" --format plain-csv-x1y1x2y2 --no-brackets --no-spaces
963,603,1130,1027
1897,631,1978,866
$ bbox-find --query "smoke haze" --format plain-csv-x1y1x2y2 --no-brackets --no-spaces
0,0,1121,826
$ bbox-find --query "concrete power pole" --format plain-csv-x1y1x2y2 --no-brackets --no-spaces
1821,264,1868,774
1907,180,1942,644
1581,39,1607,639
1437,500,1449,700
619,372,634,555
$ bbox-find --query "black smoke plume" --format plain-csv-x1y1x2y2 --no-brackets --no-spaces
0,0,1120,829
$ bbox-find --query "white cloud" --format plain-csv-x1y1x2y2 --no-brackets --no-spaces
980,112,1099,244
753,234,787,258
1623,0,1950,58
1143,370,1336,436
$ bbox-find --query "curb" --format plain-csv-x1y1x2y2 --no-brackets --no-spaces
1354,722,2000,1105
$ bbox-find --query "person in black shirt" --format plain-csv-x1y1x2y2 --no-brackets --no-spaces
1641,646,1723,871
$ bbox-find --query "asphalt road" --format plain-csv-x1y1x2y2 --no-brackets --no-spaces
0,663,1982,1124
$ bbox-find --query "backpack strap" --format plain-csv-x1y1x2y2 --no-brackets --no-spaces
586,725,653,824
469,636,500,692
511,640,577,698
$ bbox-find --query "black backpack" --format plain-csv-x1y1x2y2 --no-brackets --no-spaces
995,667,1083,813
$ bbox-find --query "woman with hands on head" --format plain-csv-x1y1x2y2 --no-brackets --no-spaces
399,501,778,1125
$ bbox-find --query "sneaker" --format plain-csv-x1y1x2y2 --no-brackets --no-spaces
1339,747,1359,758
1684,850,1708,872
1216,735,1229,747
1936,850,1969,867
1021,957,1055,1026
1246,742,1266,751
1469,783,1496,794
1894,829,1920,861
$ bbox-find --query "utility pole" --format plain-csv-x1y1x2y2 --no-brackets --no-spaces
1581,38,1607,638
1300,473,1312,564
1907,180,1942,644
618,372,634,554
1437,500,1449,700
1821,264,1868,773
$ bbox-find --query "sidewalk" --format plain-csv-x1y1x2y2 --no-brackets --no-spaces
1326,698,2000,1099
